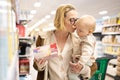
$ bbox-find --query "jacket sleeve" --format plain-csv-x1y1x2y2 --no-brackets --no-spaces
80,41,95,63
80,35,96,64
33,61,39,71
72,33,96,79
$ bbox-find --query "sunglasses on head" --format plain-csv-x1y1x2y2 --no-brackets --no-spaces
69,18,79,25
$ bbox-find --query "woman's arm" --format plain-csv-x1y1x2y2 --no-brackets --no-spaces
33,60,39,71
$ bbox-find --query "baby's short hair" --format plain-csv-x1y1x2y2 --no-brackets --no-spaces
76,15,96,32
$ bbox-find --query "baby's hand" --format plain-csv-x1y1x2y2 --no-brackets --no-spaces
90,56,96,62
69,61,83,74
34,57,46,65
72,55,80,63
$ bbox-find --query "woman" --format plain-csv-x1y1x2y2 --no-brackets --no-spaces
33,4,85,80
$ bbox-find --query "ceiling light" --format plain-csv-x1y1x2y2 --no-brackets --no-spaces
51,10,56,15
0,9,7,13
30,10,37,14
102,16,110,20
0,1,11,7
48,23,54,26
34,2,41,7
41,18,46,23
99,10,108,15
35,28,39,31
45,15,51,19
29,14,34,20
31,18,46,30
42,26,56,32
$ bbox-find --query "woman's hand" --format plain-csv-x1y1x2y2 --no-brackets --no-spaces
69,61,83,74
34,57,47,65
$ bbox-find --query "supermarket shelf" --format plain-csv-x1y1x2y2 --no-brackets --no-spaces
104,52,119,56
103,24,120,27
102,43,120,47
19,54,32,58
103,53,117,59
19,73,30,76
19,37,32,40
102,32,120,35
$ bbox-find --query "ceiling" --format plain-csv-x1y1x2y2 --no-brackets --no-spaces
17,0,120,32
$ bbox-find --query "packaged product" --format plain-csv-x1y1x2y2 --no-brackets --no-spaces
33,43,58,60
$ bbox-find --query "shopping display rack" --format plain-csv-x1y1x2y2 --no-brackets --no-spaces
90,57,111,80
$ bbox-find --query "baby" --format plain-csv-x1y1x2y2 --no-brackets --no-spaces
69,15,96,80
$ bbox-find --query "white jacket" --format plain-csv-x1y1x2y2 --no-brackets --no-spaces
38,31,73,80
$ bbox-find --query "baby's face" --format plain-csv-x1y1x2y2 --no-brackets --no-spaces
75,22,90,37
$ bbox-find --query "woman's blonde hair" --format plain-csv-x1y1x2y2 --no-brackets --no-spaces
54,4,76,30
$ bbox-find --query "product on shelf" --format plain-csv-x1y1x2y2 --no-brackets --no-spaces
16,24,25,37
19,58,29,75
103,17,119,25
102,24,120,33
102,35,120,44
117,16,120,24
19,40,31,55
116,36,120,44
